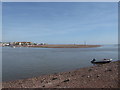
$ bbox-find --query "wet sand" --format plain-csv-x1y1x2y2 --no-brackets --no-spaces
2,61,119,88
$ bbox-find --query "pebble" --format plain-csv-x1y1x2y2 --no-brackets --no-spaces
51,77,58,80
104,69,112,72
42,85,45,87
81,75,85,77
63,79,70,82
57,85,60,86
107,69,112,71
87,76,90,78
97,75,100,78
88,69,92,72
41,80,43,83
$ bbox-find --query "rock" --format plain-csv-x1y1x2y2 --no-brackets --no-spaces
41,80,43,83
104,69,112,72
87,76,90,78
51,77,58,80
63,79,70,82
97,75,100,78
18,82,22,84
42,85,45,87
81,75,85,77
71,75,74,76
88,69,92,72
57,85,60,86
107,69,112,71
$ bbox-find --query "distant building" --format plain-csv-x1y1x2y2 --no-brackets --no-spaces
14,42,32,45
1,42,10,46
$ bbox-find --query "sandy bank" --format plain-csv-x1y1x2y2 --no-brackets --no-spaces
27,44,101,48
2,61,119,88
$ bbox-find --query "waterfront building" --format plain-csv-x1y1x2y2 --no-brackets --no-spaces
14,42,32,45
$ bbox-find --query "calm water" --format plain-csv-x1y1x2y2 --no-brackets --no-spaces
2,45,118,81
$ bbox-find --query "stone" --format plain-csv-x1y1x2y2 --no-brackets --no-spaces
63,79,70,82
52,77,58,80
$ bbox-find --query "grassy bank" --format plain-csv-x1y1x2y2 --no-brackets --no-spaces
2,61,119,88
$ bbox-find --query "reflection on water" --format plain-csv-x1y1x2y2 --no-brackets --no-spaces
2,45,118,81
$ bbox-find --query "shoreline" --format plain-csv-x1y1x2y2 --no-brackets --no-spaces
6,44,102,48
27,44,102,48
2,61,119,88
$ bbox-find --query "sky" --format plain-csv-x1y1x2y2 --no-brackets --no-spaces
2,2,118,44
0,1,1,38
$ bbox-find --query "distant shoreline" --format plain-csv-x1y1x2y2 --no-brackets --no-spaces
15,44,102,48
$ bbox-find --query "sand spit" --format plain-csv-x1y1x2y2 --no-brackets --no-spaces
27,44,101,48
2,61,119,88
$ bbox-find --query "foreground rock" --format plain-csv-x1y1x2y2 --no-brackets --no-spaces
3,61,119,88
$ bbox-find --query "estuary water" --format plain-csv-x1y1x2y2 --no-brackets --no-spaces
2,45,118,81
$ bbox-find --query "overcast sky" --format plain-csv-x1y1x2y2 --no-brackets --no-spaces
2,2,118,44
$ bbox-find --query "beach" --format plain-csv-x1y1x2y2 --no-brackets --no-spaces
2,1,118,89
23,44,101,48
2,61,119,88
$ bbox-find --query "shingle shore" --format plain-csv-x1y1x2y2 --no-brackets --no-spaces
2,61,119,88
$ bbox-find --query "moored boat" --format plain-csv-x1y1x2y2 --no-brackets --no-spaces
91,58,112,64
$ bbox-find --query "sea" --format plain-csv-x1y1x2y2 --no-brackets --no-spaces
2,45,118,81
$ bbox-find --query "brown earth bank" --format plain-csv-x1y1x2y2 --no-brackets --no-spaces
23,44,101,48
2,61,119,88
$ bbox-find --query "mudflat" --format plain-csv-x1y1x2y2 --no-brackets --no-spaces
2,61,119,88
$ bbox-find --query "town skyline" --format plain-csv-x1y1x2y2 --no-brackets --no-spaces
2,2,118,44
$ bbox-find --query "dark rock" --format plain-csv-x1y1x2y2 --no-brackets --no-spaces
108,69,112,71
104,69,112,72
42,85,45,87
88,69,92,72
18,82,22,84
41,80,43,83
71,75,74,76
97,75,100,78
52,77,58,80
63,79,70,82
57,85,60,86
81,75,85,77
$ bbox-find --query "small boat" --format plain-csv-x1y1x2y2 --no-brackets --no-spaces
91,58,112,64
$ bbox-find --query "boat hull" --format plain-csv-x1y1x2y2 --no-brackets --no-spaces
91,61,111,64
